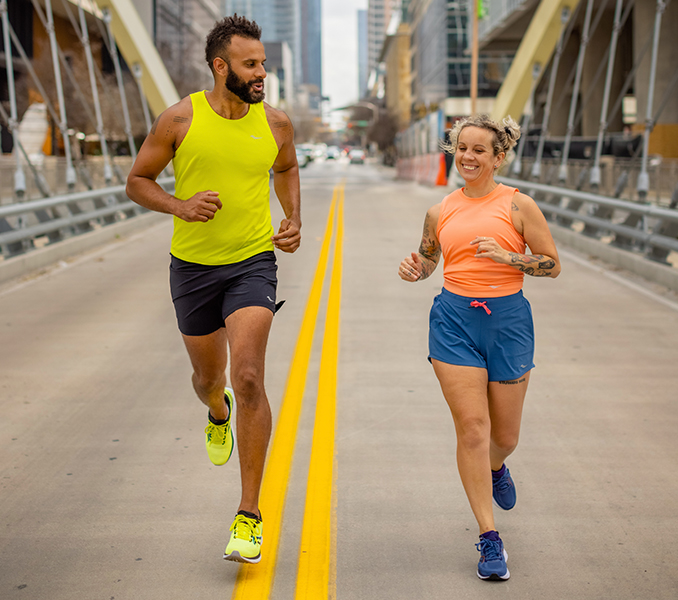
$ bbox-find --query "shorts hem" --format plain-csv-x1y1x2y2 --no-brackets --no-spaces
428,354,485,369
487,364,535,383
224,301,276,322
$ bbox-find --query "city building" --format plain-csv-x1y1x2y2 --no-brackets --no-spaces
137,0,222,98
263,41,294,107
366,0,400,96
357,9,368,99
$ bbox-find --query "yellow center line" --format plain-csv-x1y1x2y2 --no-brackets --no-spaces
231,184,340,600
294,183,344,599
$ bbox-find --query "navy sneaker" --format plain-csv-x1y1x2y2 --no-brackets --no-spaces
476,535,510,580
492,466,516,511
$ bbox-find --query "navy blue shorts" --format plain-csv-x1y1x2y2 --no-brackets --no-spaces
428,288,535,382
169,251,278,336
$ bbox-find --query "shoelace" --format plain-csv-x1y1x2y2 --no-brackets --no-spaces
476,538,503,562
205,422,227,444
232,516,258,541
494,473,512,493
470,300,491,315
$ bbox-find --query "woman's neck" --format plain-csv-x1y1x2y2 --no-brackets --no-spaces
462,179,498,199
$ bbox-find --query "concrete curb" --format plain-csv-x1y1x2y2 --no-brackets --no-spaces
549,222,678,292
0,212,169,286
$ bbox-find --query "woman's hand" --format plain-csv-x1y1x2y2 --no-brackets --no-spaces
399,252,422,282
470,236,510,264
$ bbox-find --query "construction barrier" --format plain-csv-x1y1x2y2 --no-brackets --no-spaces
397,153,448,187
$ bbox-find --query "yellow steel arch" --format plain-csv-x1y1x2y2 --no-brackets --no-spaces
95,0,180,116
491,0,581,121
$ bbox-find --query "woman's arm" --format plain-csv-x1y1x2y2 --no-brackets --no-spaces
471,192,561,278
399,204,442,282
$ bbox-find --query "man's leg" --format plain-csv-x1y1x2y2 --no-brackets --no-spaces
182,327,230,421
224,306,274,518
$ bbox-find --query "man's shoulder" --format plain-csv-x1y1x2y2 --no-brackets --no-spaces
168,95,195,118
263,102,291,126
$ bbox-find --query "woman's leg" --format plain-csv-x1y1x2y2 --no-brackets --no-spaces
431,359,495,534
487,372,530,471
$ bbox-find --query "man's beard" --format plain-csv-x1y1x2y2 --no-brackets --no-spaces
226,67,265,104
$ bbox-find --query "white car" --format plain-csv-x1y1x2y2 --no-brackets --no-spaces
349,149,365,164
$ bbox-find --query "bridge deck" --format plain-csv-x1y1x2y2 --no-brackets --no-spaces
1,162,677,599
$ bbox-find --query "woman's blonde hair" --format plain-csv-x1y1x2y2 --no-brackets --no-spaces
442,114,521,156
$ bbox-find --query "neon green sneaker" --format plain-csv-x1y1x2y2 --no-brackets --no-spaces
204,388,234,466
223,511,263,564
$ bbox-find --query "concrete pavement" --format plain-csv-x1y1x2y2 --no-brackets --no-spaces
1,159,677,599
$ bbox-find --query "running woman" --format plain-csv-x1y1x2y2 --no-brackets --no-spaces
126,14,301,564
398,115,560,580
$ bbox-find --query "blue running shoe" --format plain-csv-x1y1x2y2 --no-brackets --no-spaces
492,466,516,511
476,535,510,581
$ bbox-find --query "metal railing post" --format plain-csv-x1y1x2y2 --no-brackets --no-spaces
102,9,137,161
532,7,570,181
637,0,666,203
511,62,541,178
1,1,26,202
44,0,77,190
77,0,113,186
132,63,153,135
558,0,595,184
590,0,624,189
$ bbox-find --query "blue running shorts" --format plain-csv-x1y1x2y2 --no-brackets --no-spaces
428,288,535,382
169,251,278,336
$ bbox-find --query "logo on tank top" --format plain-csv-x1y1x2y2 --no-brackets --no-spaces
251,135,262,140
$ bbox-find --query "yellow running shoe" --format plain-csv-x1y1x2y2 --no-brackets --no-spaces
223,511,263,564
204,388,234,466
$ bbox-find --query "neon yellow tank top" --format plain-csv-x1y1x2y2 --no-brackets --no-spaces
170,92,278,265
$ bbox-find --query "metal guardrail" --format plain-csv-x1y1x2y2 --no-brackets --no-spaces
497,176,678,260
0,177,175,255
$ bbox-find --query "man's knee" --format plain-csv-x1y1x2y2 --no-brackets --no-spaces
192,369,225,395
232,365,265,406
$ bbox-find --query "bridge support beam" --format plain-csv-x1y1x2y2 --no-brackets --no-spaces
491,0,581,122
95,0,180,116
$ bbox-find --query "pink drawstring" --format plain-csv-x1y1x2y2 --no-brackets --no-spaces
470,300,491,315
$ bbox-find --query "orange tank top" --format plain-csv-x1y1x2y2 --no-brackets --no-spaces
436,184,526,298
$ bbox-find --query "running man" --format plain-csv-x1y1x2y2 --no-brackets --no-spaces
126,14,301,564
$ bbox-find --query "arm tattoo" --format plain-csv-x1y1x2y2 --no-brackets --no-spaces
511,201,519,211
271,120,290,128
417,214,441,280
507,252,556,277
172,116,189,123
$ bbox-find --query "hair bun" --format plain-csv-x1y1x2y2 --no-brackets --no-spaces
504,126,513,139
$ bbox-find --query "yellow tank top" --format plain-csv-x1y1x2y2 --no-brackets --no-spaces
436,184,526,297
170,92,279,265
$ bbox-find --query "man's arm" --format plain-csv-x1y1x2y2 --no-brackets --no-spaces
126,99,223,223
266,105,301,253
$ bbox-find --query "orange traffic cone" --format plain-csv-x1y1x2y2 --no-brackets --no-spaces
435,152,448,186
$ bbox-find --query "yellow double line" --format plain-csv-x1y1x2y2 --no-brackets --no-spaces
231,181,345,600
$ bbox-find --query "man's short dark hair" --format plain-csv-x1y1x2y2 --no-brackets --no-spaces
205,14,262,72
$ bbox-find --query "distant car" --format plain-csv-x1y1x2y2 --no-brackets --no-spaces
296,147,310,168
349,148,365,164
326,145,341,160
296,144,315,162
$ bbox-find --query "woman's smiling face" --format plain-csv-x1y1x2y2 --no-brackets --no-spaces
455,126,504,187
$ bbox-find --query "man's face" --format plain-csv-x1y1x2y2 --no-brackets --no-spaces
224,36,266,104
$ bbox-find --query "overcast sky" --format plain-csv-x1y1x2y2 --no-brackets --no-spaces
322,0,367,112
